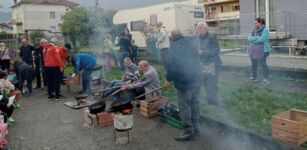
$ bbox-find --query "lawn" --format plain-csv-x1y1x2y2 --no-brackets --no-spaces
65,64,307,136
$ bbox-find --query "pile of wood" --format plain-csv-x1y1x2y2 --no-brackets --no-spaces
140,96,168,118
272,109,307,145
84,109,113,127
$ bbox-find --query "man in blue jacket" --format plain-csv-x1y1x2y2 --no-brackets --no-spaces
72,53,97,95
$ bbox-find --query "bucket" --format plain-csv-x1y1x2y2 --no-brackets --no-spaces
113,114,133,131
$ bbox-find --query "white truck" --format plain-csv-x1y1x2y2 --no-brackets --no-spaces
113,2,205,48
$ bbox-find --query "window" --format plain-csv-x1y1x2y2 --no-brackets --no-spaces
50,26,56,32
221,6,224,13
50,12,55,19
194,11,204,18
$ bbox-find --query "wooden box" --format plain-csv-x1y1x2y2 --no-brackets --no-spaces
140,96,168,118
272,109,307,145
66,74,80,85
84,109,98,126
97,112,113,127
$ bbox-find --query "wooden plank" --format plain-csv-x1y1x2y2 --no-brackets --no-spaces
272,128,298,139
272,123,298,133
272,117,299,126
272,133,297,145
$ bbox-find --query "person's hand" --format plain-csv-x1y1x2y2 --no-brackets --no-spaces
121,84,128,90
125,80,131,84
71,73,76,78
60,67,64,72
164,81,173,87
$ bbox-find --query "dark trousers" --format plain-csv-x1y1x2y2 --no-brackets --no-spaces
0,59,10,71
82,69,93,94
177,87,200,135
45,67,61,97
203,64,220,105
251,52,269,79
160,48,168,68
42,67,47,86
35,62,42,88
118,52,129,70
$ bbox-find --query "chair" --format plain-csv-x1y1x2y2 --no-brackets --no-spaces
90,64,104,91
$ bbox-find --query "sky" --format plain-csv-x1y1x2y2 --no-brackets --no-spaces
0,0,183,12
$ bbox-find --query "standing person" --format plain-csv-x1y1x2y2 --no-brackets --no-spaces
164,29,202,141
130,39,138,64
247,18,271,85
58,43,71,84
39,39,48,88
195,22,222,106
103,34,113,71
156,22,170,66
0,43,11,71
19,38,34,67
71,53,96,95
33,43,43,89
118,27,132,70
13,61,34,95
42,38,63,100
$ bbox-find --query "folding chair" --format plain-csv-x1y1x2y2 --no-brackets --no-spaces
90,64,104,91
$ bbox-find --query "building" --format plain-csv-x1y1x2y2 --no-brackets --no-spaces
11,0,78,35
196,0,240,35
0,23,13,34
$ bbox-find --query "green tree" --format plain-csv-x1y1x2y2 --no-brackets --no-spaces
29,31,45,43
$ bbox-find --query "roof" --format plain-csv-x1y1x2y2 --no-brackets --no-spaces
11,0,79,8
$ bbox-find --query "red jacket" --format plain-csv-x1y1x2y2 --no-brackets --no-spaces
58,46,68,66
43,43,63,67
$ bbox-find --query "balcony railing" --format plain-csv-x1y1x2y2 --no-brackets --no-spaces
199,0,238,5
206,11,240,21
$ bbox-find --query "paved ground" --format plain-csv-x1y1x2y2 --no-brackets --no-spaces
221,52,307,70
7,73,306,150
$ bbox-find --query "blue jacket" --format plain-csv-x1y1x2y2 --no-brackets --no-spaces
248,27,271,53
73,53,96,73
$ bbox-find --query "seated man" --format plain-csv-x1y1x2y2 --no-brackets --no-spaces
71,52,97,95
102,57,140,98
120,60,161,101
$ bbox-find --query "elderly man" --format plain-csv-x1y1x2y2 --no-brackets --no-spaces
42,38,64,100
156,22,170,66
102,57,140,98
19,38,35,66
195,22,222,106
121,60,160,101
165,29,202,141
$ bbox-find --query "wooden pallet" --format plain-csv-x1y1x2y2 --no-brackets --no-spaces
140,96,168,118
272,109,307,145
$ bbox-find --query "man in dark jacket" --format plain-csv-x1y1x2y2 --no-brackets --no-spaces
19,38,34,66
195,22,222,106
33,43,43,89
118,27,132,70
165,29,202,141
14,61,34,95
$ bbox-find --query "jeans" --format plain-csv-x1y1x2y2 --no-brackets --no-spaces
82,69,93,94
118,52,129,70
251,52,269,79
103,80,124,97
203,64,220,105
177,87,200,135
160,48,168,68
45,67,61,97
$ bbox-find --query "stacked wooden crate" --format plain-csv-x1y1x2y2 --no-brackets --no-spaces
272,109,307,145
140,96,168,118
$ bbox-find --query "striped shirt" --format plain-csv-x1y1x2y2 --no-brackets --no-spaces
123,64,141,82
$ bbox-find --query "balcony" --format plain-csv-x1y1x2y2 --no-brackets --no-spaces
206,11,239,22
199,0,238,5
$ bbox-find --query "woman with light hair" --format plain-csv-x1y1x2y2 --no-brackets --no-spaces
103,34,114,70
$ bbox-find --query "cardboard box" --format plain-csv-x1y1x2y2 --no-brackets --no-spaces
272,109,307,145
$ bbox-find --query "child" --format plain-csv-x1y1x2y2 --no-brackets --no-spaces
130,39,138,64
0,71,21,104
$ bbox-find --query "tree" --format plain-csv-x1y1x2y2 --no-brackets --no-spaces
29,31,45,43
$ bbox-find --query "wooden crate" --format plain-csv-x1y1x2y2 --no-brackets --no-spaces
97,112,113,127
66,74,81,92
83,109,98,126
272,109,307,145
140,96,168,118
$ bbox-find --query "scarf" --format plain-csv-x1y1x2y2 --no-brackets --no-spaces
252,25,265,36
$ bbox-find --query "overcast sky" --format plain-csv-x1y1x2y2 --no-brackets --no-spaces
0,0,182,12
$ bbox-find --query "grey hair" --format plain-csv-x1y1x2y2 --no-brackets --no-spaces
124,57,132,62
40,38,48,43
197,22,208,29
139,60,150,68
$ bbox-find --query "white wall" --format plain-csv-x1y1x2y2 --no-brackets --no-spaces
13,4,69,34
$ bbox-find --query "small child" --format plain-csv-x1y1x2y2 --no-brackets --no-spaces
130,39,138,64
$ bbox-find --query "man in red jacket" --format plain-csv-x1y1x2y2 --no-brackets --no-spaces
41,38,64,100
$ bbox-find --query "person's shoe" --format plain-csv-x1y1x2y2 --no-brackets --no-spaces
247,77,258,82
55,95,60,101
261,79,271,86
175,132,194,141
48,95,55,101
34,87,41,89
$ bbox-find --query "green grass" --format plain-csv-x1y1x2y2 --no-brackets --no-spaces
69,63,307,136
